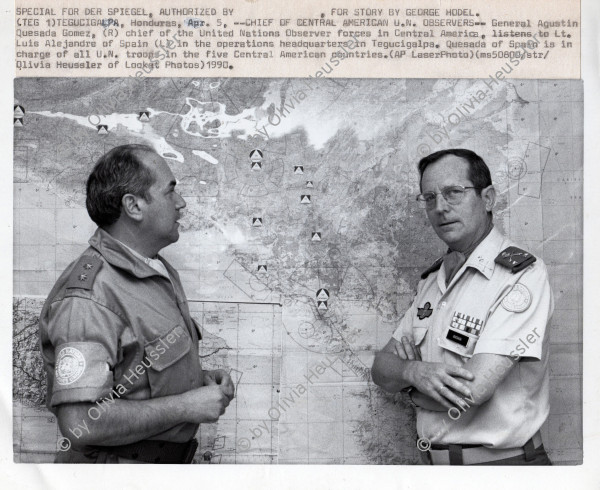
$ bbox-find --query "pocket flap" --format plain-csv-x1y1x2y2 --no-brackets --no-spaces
144,325,191,372
413,326,428,346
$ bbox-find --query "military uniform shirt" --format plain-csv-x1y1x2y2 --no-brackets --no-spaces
392,227,553,448
39,227,204,443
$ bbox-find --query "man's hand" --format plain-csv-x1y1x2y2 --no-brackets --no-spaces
397,336,422,360
409,389,447,411
394,336,472,410
405,360,474,410
57,383,234,447
396,335,474,409
372,336,474,409
203,369,235,401
182,384,232,423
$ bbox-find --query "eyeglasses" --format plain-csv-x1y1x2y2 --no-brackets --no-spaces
416,185,480,209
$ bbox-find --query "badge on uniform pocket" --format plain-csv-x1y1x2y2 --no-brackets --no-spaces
438,311,484,358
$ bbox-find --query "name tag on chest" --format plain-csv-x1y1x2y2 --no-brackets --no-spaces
438,310,485,358
446,329,469,346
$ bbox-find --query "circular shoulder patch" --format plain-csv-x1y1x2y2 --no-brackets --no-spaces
55,347,86,386
501,283,532,313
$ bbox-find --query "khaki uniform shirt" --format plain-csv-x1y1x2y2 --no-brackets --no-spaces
392,227,553,448
39,228,203,443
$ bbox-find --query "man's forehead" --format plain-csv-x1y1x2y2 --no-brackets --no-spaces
422,155,471,187
136,150,174,181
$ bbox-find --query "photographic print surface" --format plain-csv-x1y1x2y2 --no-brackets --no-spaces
13,77,582,464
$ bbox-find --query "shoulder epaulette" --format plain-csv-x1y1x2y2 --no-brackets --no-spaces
494,246,536,273
421,257,444,279
65,255,103,290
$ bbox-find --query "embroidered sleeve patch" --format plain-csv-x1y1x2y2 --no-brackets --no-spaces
55,346,87,385
501,283,532,312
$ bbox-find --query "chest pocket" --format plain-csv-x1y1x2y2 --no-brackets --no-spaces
406,321,429,361
437,311,484,359
413,326,429,346
144,325,194,397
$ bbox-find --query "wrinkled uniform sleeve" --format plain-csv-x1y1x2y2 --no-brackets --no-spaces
473,261,554,360
46,296,125,407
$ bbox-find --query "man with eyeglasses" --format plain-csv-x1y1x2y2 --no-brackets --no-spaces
372,149,553,465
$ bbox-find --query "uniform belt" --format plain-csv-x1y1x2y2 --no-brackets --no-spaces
90,438,198,464
425,431,543,465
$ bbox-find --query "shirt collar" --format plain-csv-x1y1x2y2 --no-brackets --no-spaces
116,239,171,279
88,227,167,279
462,226,507,279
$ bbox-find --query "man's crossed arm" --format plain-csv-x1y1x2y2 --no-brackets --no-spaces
371,336,516,411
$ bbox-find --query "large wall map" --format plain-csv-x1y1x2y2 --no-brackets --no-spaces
13,78,582,464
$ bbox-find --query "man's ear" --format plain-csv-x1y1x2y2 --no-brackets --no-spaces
121,193,144,222
481,185,496,213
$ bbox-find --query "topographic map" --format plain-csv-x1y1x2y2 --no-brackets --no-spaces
13,78,582,464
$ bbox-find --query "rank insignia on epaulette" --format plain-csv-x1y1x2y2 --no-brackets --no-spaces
66,256,102,290
494,246,536,273
421,257,444,279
